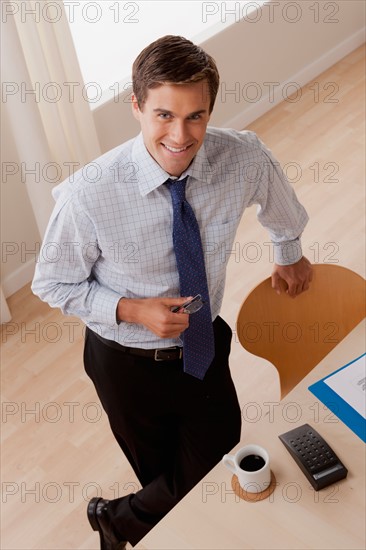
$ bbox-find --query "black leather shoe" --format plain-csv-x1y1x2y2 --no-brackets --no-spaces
87,497,127,550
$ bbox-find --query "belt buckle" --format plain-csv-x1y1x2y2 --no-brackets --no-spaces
154,347,183,361
154,349,165,361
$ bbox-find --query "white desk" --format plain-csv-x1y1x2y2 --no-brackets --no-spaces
138,320,366,549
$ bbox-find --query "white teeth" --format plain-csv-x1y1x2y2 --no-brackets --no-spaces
163,144,189,153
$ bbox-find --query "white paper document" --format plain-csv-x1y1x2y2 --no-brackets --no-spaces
325,355,366,419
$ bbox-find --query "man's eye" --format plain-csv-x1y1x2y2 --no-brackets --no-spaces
189,114,201,120
158,113,171,119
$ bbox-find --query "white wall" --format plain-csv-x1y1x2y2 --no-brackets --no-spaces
1,106,41,296
93,0,365,152
1,0,365,297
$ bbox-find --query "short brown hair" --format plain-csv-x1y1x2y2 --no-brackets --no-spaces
132,35,220,114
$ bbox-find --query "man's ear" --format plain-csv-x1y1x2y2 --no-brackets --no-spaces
131,93,140,120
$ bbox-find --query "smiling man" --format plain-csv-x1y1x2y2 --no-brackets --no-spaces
132,81,210,177
32,35,312,549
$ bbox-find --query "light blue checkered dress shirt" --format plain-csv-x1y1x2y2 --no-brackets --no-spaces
32,127,309,348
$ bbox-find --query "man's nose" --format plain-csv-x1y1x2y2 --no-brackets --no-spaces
169,120,188,145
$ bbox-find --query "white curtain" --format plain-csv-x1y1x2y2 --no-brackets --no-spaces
3,0,101,235
2,0,102,322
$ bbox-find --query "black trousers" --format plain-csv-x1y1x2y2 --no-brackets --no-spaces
83,316,241,546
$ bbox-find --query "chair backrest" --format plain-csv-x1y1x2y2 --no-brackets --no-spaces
236,264,365,398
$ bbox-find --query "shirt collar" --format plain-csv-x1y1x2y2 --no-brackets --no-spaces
131,132,214,196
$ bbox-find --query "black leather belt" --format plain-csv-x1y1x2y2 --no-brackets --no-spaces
92,330,183,361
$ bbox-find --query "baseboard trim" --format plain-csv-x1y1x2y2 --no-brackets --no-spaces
2,260,35,298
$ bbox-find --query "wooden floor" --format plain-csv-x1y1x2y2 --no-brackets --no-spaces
1,45,365,550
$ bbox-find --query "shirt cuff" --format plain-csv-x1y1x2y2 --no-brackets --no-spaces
91,287,123,327
273,238,303,265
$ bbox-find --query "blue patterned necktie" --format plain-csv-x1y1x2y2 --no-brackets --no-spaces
166,176,215,380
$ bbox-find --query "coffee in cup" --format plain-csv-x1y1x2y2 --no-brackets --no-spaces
222,444,271,493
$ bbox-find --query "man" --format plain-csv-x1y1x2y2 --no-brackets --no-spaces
32,35,312,549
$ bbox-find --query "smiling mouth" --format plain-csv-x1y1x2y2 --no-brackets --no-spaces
161,143,193,153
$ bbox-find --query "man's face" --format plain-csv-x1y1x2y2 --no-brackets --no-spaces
132,81,211,177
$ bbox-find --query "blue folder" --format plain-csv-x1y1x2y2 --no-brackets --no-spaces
308,353,366,443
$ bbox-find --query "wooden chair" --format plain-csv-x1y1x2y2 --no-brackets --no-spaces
236,264,365,399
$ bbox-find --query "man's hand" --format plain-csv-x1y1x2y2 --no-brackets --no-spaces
272,256,313,298
117,296,190,338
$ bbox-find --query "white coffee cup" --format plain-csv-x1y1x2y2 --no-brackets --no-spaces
222,444,271,493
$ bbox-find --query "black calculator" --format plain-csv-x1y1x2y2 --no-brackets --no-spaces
279,423,348,490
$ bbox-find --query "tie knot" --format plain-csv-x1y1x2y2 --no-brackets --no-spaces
166,176,189,204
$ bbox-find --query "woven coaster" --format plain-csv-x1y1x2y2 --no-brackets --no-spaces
231,471,277,502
